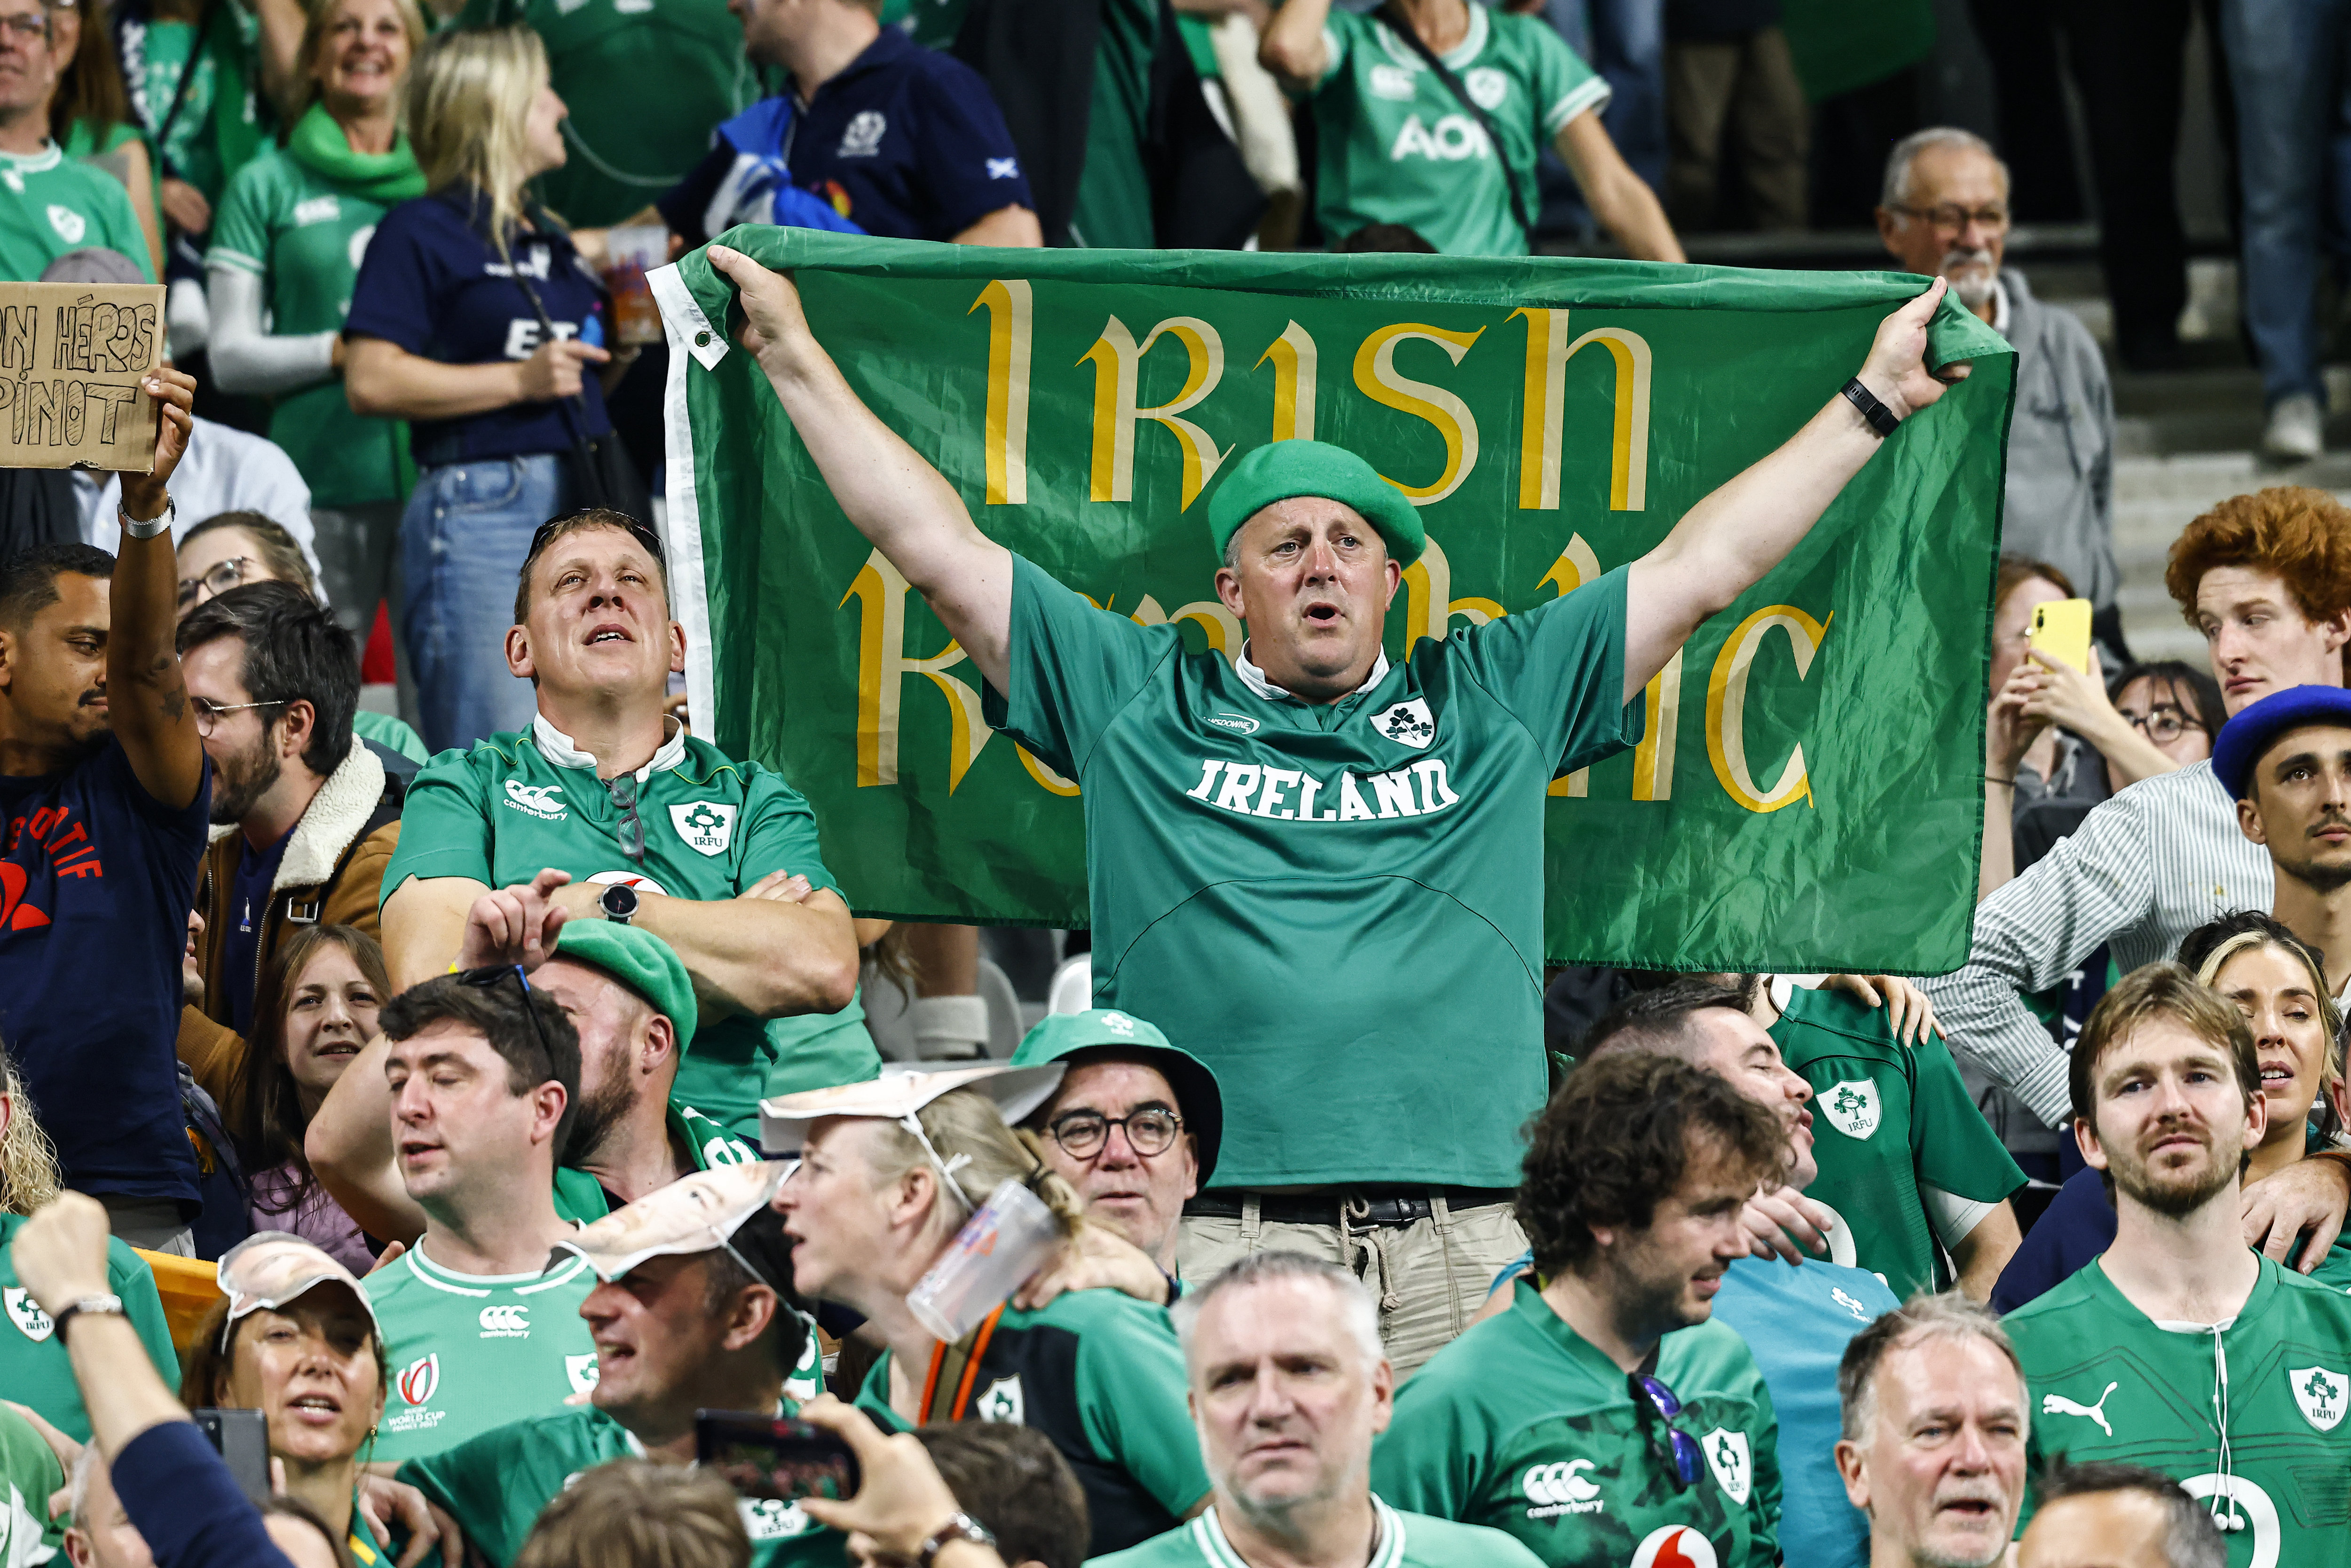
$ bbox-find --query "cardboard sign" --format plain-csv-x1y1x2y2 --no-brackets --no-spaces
0,282,163,472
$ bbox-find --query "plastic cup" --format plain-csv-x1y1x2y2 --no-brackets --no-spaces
604,225,668,347
907,1179,1063,1341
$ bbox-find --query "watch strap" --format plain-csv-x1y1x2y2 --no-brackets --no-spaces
915,1512,996,1568
119,498,175,540
51,1293,126,1340
1839,377,1901,438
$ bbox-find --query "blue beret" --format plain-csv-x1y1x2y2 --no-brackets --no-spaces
2212,684,2351,799
1205,441,1424,567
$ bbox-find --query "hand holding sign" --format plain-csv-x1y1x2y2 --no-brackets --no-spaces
119,365,195,522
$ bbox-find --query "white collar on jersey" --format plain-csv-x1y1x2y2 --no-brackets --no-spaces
532,711,687,782
1232,641,1390,703
1187,1497,1404,1568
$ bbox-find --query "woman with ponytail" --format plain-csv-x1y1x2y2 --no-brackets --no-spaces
768,1067,1212,1560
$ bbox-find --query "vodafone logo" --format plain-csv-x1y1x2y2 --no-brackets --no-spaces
1630,1527,1717,1568
1520,1459,1603,1518
397,1353,439,1406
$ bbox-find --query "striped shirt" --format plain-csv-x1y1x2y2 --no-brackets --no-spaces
1925,759,2271,1128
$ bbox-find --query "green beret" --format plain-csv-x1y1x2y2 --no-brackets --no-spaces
1205,440,1425,567
552,921,699,1051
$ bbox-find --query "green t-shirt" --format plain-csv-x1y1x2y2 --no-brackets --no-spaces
399,1404,844,1568
1091,1498,1546,1568
1307,5,1607,256
2008,1255,2351,1565
1372,1279,1780,1568
132,8,265,208
856,1288,1211,1558
363,1241,601,1463
454,0,758,225
353,709,430,764
0,1403,63,1564
0,1212,179,1442
1770,986,2026,1298
379,723,881,1138
1067,0,1157,249
0,144,155,282
986,554,1639,1190
206,145,410,506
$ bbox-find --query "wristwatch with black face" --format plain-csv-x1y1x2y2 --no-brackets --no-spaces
598,883,639,925
915,1513,996,1568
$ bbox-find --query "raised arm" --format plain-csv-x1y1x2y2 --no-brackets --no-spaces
1620,279,1961,704
708,245,1014,694
1552,113,1683,263
305,1030,427,1245
110,369,205,809
1256,0,1333,91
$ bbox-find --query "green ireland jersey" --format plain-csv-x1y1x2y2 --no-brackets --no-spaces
1371,1279,1781,1568
363,1241,601,1463
0,1403,64,1564
455,0,758,225
2007,1255,2351,1565
855,1288,1212,1557
1306,6,1607,256
1090,1497,1545,1568
0,144,154,282
551,1101,761,1223
206,146,409,506
1068,0,1157,249
1770,986,2026,1297
400,1404,844,1568
0,1213,179,1442
986,554,1640,1191
381,719,881,1138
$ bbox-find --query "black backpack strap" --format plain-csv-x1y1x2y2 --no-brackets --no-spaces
1372,1,1533,241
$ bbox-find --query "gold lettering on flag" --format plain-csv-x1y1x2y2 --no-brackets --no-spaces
1080,315,1229,508
841,550,994,790
1352,323,1484,504
969,280,1032,505
1256,321,1318,443
1707,605,1831,812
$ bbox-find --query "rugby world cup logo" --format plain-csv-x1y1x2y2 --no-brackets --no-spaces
398,1353,439,1407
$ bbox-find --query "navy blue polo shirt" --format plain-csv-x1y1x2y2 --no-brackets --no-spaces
345,186,614,467
0,740,209,1204
658,28,1033,244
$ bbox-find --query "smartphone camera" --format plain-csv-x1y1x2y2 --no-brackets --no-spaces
694,1411,861,1504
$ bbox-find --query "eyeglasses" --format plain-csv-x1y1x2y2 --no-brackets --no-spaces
2123,705,2203,744
455,963,556,1076
608,772,644,863
1046,1107,1183,1159
0,13,48,39
176,557,253,609
1892,203,2010,235
1630,1371,1703,1490
528,511,665,565
192,696,286,737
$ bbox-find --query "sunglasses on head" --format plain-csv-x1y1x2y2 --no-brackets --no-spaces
455,963,557,1075
528,510,665,565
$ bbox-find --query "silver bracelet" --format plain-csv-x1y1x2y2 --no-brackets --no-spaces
118,497,174,540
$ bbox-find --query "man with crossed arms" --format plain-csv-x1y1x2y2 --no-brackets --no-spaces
706,243,1965,1370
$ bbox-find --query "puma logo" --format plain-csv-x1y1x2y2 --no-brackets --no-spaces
2041,1382,2118,1437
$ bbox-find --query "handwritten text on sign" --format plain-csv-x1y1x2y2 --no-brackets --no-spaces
0,282,163,472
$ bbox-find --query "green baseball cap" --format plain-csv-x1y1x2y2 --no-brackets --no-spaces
551,921,699,1051
1205,440,1424,568
1010,1009,1224,1186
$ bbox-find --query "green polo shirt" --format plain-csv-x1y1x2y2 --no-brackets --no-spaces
1372,1278,1780,1567
1091,1498,1546,1568
0,144,154,282
1770,985,2026,1297
986,553,1639,1191
381,721,880,1138
0,1213,178,1442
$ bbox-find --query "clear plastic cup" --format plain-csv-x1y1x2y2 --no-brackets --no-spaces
907,1179,1063,1341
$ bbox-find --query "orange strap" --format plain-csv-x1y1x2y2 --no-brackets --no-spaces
919,1305,1007,1423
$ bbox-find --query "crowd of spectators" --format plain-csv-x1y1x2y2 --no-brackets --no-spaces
0,0,2344,1565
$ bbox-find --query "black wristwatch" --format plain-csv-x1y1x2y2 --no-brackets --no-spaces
916,1513,996,1567
598,883,639,925
1840,376,1902,437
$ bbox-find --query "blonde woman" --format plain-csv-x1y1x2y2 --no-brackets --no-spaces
765,1068,1213,1560
342,25,637,751
0,1036,180,1443
206,0,428,678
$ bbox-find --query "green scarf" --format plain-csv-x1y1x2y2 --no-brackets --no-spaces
286,103,425,205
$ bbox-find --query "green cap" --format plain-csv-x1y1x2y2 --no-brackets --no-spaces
1205,441,1424,567
1010,1009,1224,1186
551,921,699,1051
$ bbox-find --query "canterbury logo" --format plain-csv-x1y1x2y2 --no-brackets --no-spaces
2042,1382,2117,1437
478,1304,530,1336
503,780,566,819
1522,1459,1600,1508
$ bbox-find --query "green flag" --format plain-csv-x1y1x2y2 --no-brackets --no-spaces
654,229,2013,973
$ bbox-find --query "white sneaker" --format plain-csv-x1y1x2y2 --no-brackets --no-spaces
2264,393,2325,461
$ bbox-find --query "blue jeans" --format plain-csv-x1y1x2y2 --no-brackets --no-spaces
401,454,569,753
2224,0,2351,406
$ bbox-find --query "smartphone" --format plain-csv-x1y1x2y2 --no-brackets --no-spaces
191,1407,270,1503
2028,597,2093,673
694,1411,860,1504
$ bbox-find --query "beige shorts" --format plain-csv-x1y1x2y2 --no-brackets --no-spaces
1177,1196,1528,1379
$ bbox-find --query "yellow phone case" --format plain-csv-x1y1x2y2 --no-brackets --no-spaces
2028,598,2094,673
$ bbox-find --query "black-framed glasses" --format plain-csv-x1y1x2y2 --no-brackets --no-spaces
2122,705,2203,744
1046,1107,1183,1159
176,556,254,609
529,510,664,565
191,696,286,737
1891,202,2010,234
608,772,644,863
1631,1371,1703,1490
455,964,555,1075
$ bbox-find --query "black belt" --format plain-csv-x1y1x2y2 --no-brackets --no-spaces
1185,1188,1515,1228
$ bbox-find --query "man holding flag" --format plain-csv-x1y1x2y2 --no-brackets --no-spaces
706,243,1964,1371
